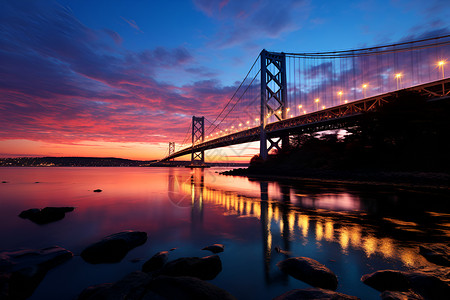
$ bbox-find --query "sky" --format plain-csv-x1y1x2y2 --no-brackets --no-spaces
1,0,449,161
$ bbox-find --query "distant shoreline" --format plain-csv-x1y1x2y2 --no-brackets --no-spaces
0,157,248,168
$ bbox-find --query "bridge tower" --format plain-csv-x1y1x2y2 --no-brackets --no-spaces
191,116,205,164
168,142,175,161
260,50,289,160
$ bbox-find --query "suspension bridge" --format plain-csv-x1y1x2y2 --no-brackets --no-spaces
161,35,450,164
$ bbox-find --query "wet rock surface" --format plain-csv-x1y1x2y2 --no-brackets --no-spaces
202,243,224,254
0,246,73,299
380,290,424,300
361,269,450,300
159,255,222,280
19,207,75,225
419,244,450,267
142,251,169,273
77,272,236,300
274,288,359,300
277,257,338,290
81,231,147,264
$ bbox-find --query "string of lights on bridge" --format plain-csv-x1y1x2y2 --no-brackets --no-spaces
199,59,447,142
170,35,450,154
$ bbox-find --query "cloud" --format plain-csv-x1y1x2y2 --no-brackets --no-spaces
121,16,142,32
193,0,310,48
0,1,236,148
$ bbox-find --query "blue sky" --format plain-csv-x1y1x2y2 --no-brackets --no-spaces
0,0,449,160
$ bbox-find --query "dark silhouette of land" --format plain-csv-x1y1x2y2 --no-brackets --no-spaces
0,157,249,168
0,157,156,167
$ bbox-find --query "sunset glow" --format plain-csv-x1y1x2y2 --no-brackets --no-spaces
1,1,449,161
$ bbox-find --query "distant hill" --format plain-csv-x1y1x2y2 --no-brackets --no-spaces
0,157,156,167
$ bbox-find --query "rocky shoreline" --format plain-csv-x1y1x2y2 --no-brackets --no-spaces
2,221,449,299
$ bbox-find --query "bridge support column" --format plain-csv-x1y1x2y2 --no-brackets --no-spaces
191,116,205,164
260,50,289,160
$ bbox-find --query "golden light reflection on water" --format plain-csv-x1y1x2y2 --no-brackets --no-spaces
178,174,432,269
339,227,350,252
363,236,377,257
316,222,323,241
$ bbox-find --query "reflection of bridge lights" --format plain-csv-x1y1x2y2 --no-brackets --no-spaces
338,91,343,104
315,98,319,110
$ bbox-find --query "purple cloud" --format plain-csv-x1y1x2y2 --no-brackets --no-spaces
0,1,234,146
193,0,310,48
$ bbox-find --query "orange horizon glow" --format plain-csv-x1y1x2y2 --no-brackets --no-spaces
0,139,257,162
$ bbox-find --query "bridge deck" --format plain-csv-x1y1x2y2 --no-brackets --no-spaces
162,78,450,161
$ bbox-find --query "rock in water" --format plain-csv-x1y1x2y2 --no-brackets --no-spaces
77,272,236,300
0,246,73,299
277,257,338,290
142,251,169,272
202,244,224,254
19,207,75,224
93,189,102,193
419,244,450,267
381,290,424,300
81,231,147,264
361,269,450,300
159,255,222,280
274,288,360,300
147,275,236,300
361,270,411,292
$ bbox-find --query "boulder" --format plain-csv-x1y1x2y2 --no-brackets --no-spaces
361,270,450,300
361,270,411,292
419,244,450,267
0,246,73,299
277,257,338,290
78,272,236,300
19,207,75,225
147,275,235,300
381,290,424,300
78,271,152,300
274,288,359,300
159,255,222,280
81,231,147,264
202,244,224,254
142,251,169,273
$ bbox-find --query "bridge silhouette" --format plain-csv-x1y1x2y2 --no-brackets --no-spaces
162,35,450,164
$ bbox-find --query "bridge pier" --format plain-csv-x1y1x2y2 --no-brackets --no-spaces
190,116,206,166
168,142,175,161
260,50,289,160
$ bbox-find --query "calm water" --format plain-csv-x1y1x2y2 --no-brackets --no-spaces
0,167,449,299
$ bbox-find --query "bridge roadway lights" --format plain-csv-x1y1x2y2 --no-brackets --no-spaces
260,49,289,160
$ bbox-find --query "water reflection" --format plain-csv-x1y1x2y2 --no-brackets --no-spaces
174,169,448,280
